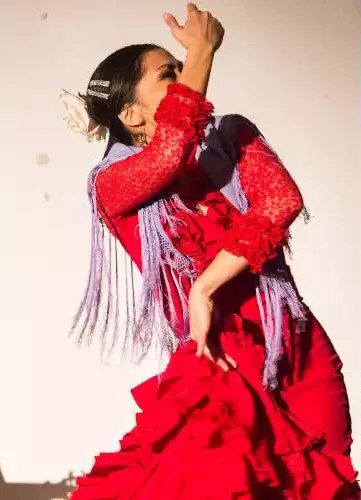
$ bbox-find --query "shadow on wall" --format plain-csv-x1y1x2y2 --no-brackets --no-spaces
0,466,76,500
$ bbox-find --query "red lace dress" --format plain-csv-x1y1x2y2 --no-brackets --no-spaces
71,83,358,499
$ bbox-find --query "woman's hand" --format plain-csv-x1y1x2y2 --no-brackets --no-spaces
163,3,224,54
188,282,237,372
163,4,223,95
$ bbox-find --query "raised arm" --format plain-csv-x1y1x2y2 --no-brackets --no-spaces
95,83,213,218
96,5,224,219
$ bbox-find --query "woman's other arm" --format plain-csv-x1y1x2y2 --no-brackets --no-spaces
195,130,303,296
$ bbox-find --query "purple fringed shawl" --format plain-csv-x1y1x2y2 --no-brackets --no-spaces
70,115,307,389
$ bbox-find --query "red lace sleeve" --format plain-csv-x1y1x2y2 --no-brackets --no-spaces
222,131,303,273
95,83,213,218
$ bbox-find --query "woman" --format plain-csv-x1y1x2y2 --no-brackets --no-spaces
62,4,358,499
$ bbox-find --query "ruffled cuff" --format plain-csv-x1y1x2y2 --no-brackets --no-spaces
154,83,214,142
221,213,288,273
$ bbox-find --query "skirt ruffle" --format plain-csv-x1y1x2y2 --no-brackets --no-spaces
71,337,358,499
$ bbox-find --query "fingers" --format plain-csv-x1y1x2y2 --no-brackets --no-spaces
163,3,199,30
187,3,199,15
203,345,229,371
224,352,238,369
196,339,206,357
165,3,223,52
163,12,181,32
202,344,238,372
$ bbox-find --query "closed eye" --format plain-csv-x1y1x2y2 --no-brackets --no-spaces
158,61,183,81
160,69,177,81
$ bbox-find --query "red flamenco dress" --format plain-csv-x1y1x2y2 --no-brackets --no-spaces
71,83,359,499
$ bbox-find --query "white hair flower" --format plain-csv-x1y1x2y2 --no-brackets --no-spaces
59,88,107,142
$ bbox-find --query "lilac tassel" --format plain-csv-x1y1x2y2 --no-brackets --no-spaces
224,127,306,389
71,116,307,390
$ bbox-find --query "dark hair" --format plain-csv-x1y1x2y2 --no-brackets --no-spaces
81,44,162,151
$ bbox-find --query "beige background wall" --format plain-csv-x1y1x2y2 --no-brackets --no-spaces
0,0,360,490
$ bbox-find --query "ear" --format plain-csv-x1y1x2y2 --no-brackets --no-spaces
118,103,143,128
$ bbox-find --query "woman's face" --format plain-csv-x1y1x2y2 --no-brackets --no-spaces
133,48,183,138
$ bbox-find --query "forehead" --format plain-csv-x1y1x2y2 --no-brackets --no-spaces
142,48,176,73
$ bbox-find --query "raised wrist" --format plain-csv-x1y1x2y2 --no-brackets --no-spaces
185,46,214,63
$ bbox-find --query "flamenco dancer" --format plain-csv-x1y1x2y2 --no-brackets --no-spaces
60,4,359,498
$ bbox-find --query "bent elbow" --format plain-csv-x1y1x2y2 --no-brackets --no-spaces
283,191,304,227
291,191,304,217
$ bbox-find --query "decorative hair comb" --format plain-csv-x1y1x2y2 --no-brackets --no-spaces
87,79,111,100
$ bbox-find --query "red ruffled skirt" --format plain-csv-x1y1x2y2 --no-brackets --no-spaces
70,310,359,500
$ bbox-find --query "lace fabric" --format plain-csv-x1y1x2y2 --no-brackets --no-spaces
72,84,307,389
